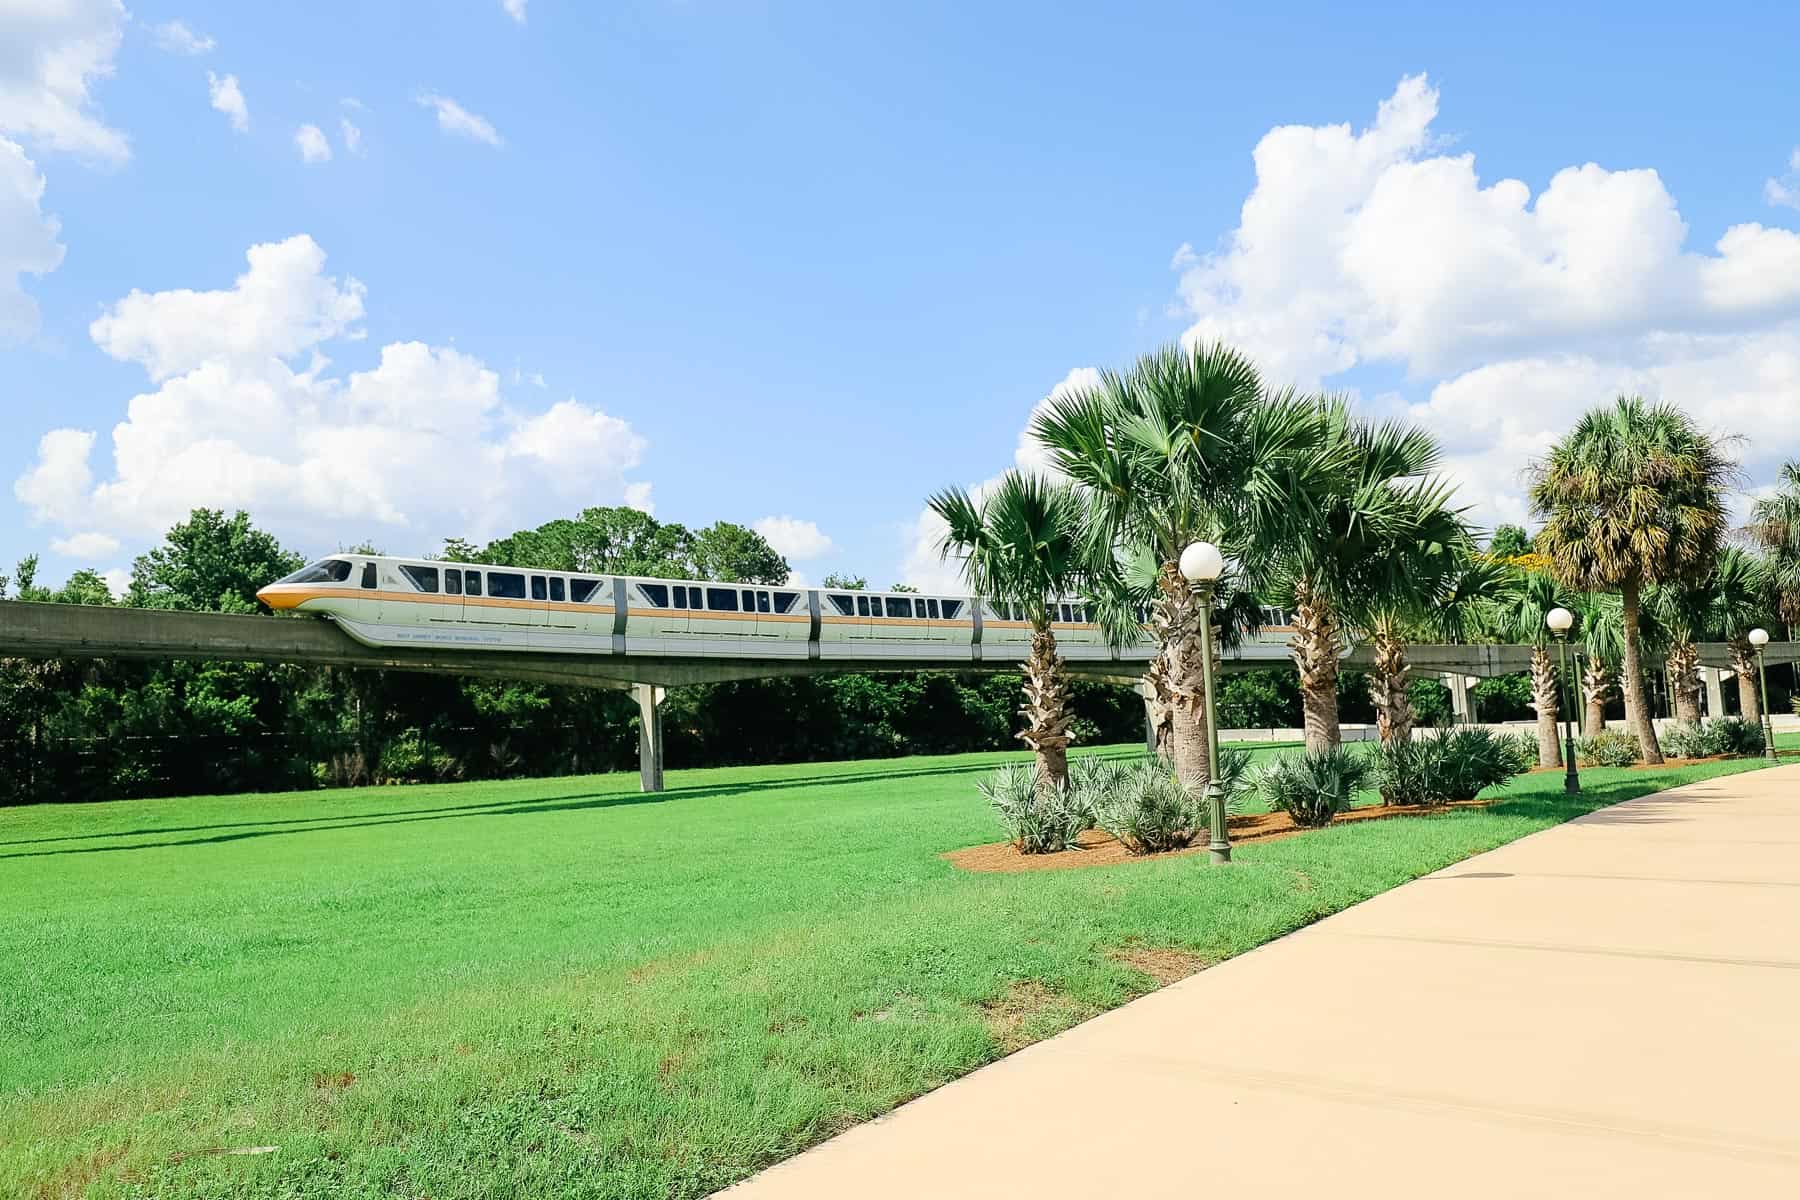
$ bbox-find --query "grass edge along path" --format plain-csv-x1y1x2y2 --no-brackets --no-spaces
1,745,1778,1199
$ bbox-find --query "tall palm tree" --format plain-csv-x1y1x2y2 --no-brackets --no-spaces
1270,400,1456,752
1748,461,1800,631
1487,565,1577,766
1647,578,1708,725
1573,592,1626,736
1529,396,1736,765
930,472,1089,786
1032,342,1337,785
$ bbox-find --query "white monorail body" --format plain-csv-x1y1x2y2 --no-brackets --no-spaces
256,555,1300,665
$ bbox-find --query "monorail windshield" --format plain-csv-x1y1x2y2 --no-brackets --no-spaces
277,559,353,585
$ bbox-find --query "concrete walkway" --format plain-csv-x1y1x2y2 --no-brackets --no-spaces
723,766,1800,1198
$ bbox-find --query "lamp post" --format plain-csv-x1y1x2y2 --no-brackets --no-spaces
1180,540,1228,864
1547,607,1580,794
1750,628,1777,761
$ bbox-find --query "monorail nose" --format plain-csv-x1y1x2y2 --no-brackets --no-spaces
257,586,298,610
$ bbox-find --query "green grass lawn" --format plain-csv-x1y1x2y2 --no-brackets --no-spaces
1,739,1781,1198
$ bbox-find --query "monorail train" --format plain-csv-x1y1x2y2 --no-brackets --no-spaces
256,554,1300,664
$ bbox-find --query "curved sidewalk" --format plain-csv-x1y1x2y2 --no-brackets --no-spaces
722,766,1800,1198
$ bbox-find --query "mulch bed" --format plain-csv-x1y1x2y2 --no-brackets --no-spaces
944,800,1492,875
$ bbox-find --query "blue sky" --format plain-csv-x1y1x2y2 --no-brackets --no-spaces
6,1,1800,594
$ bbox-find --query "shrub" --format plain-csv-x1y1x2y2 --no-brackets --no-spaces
1256,745,1372,827
1430,728,1533,802
1660,721,1709,759
1372,735,1434,807
1703,716,1765,757
1082,749,1252,855
1576,729,1639,768
979,764,1090,854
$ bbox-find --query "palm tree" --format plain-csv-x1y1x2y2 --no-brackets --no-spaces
1271,400,1456,752
1358,532,1499,748
1529,396,1736,765
1574,592,1626,736
1488,565,1577,766
1748,461,1800,631
1647,579,1708,725
930,471,1088,786
1032,342,1336,785
1704,548,1774,723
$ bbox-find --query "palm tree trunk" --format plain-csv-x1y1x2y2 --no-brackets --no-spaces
1157,564,1212,788
1667,643,1702,724
1144,653,1174,759
1619,580,1663,764
1583,660,1612,736
1530,644,1561,767
1291,578,1341,753
1019,623,1073,786
1730,640,1761,723
1369,628,1414,744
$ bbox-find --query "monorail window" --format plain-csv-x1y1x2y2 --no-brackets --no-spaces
550,577,566,602
756,591,771,613
443,569,462,596
1060,603,1073,622
488,572,526,600
673,585,687,608
531,576,547,601
401,565,439,593
465,570,482,597
886,597,913,618
856,595,870,616
774,591,799,614
360,562,377,590
638,583,668,607
278,559,352,585
741,589,754,611
829,594,856,616
927,598,940,619
570,578,601,604
707,587,738,611
941,599,963,620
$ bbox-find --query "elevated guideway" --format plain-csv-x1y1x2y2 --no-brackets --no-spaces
4,600,1795,792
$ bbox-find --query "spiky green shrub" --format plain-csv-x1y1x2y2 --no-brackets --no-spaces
1577,729,1640,767
979,764,1089,854
1256,745,1372,827
1083,750,1252,855
1372,735,1434,807
1428,727,1533,802
1703,716,1766,757
1660,721,1709,759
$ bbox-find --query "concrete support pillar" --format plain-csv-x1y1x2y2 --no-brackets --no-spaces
1703,667,1726,720
1442,673,1473,724
635,683,665,793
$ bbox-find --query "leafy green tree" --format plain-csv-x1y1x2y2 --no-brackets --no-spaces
889,583,919,593
1702,549,1776,723
821,572,866,590
1488,524,1533,559
1530,396,1735,764
690,521,788,584
930,472,1088,785
1034,341,1333,783
128,510,303,613
1748,461,1800,632
52,569,116,606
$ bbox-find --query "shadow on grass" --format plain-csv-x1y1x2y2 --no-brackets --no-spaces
0,756,1027,859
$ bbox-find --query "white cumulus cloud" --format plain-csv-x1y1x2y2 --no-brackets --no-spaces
501,0,528,23
1767,148,1800,211
0,136,65,341
16,235,651,554
0,0,129,164
1170,74,1800,528
207,71,248,133
339,116,363,156
753,516,836,561
415,92,502,147
294,123,331,164
50,530,120,558
152,20,215,55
